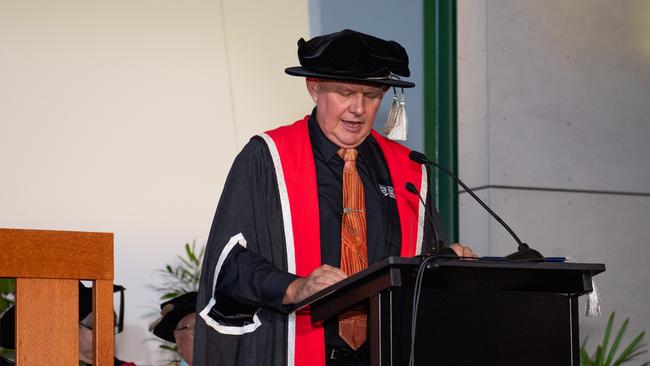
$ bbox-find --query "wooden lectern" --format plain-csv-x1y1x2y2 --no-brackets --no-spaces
0,228,114,366
300,256,605,366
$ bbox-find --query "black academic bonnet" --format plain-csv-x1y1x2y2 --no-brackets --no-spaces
151,291,197,343
285,29,415,88
0,282,125,349
0,306,14,349
79,282,126,332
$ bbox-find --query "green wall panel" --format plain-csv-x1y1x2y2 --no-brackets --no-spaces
424,0,459,243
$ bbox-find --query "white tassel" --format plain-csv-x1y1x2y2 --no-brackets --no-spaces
565,257,601,317
586,281,602,317
383,94,398,136
386,94,407,141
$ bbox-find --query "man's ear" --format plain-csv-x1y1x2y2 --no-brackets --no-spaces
305,78,320,103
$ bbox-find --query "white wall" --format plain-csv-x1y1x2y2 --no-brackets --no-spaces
0,0,311,364
458,0,650,354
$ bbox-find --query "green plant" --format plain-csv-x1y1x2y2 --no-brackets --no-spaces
0,278,16,315
0,348,14,364
581,312,648,366
152,240,204,301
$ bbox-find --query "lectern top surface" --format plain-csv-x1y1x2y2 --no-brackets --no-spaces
296,256,605,311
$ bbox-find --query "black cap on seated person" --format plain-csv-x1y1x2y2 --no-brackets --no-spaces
150,291,197,343
285,29,415,88
0,306,15,349
0,282,125,349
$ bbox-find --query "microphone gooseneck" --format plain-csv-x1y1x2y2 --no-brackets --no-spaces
408,151,543,260
405,182,442,257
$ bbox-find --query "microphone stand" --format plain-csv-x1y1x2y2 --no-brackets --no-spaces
409,151,543,260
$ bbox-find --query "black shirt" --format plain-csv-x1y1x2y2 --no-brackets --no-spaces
308,112,402,270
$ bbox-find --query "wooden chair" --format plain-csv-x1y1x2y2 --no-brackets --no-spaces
0,228,114,365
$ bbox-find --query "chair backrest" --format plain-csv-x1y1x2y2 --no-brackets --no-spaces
0,228,114,366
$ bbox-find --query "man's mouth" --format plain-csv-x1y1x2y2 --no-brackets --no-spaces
341,120,363,131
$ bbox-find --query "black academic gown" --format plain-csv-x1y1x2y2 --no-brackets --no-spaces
193,137,298,366
193,132,442,366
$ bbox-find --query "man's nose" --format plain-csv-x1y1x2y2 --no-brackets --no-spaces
348,93,365,116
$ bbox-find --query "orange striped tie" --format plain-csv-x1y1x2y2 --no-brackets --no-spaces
337,148,368,350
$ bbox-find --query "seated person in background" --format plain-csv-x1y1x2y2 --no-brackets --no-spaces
0,304,15,366
150,292,197,366
0,282,135,366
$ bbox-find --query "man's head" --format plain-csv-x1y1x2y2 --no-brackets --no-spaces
79,312,95,363
173,312,196,365
306,78,386,148
286,29,414,147
151,291,197,365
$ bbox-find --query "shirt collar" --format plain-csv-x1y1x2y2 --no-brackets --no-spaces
308,108,373,162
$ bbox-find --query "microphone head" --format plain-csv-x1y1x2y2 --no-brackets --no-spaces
409,150,428,164
405,182,419,195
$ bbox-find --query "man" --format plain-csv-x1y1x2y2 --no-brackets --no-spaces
151,292,197,366
194,29,475,366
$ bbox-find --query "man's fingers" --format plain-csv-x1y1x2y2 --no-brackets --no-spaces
462,247,478,258
310,268,347,286
450,243,479,258
313,264,348,281
449,243,464,257
285,264,356,304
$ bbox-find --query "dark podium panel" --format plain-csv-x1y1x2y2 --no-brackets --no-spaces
298,257,605,366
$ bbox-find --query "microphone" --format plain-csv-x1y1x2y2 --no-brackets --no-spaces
405,182,457,257
408,151,543,260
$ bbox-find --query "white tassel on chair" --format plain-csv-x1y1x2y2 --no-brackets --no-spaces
385,94,407,141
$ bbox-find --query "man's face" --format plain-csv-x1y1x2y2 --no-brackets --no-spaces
173,312,196,365
79,313,94,363
306,79,386,148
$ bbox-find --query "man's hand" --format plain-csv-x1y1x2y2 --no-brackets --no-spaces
449,243,478,258
282,264,348,304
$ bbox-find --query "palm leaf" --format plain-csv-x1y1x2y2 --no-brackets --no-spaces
581,347,594,365
185,242,198,264
613,331,646,365
624,349,647,361
596,312,616,365
605,317,629,365
580,311,648,366
595,345,604,365
177,256,195,271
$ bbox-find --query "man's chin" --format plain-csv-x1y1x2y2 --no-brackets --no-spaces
336,132,371,148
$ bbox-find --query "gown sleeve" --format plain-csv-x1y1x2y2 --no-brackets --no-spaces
197,137,299,331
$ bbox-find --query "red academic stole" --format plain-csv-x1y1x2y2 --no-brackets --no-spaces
262,116,424,366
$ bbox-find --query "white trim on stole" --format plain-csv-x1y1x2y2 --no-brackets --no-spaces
416,164,428,255
258,132,296,366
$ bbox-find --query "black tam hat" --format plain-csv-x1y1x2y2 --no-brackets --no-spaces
150,292,197,343
285,29,415,88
